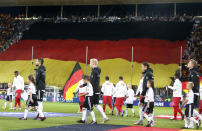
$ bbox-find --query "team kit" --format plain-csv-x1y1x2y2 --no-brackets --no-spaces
3,58,202,129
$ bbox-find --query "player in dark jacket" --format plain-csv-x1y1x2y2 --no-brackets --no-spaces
141,62,154,96
187,59,202,122
89,58,109,123
34,58,46,121
135,62,154,125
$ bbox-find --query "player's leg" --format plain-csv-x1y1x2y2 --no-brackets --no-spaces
94,94,109,122
89,96,97,124
102,96,107,112
78,96,89,123
134,99,144,125
19,96,30,120
4,96,9,109
183,105,189,129
9,95,13,109
108,96,113,112
189,104,200,129
125,105,128,117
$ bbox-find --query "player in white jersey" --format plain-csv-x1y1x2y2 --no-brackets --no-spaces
114,76,127,117
167,73,184,120
125,84,135,117
12,71,24,110
74,78,87,113
134,73,144,125
20,75,38,120
4,83,13,109
181,82,200,129
142,80,155,127
101,76,114,113
77,75,97,124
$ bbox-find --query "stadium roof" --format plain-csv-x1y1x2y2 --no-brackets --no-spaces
0,0,202,6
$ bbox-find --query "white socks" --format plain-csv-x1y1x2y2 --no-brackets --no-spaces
82,109,87,121
185,117,199,128
37,101,44,117
131,108,135,114
24,108,28,118
184,117,189,128
90,111,96,122
10,102,12,108
125,108,135,116
144,113,151,122
139,106,143,121
82,108,96,122
95,105,107,119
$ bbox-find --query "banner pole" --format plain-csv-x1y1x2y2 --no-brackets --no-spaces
85,46,88,75
131,46,134,86
180,46,182,77
31,46,34,74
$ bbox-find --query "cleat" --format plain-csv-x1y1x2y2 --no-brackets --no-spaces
145,123,151,127
134,120,143,125
121,111,125,117
102,118,109,123
125,115,128,117
40,117,46,121
77,120,85,123
181,127,188,129
90,121,97,125
196,122,200,129
170,118,177,120
19,117,27,120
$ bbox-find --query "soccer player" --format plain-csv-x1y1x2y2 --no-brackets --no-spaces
181,82,200,129
12,71,24,110
77,75,97,124
142,80,155,127
19,75,38,120
4,83,13,109
134,73,144,125
114,76,127,117
74,77,86,113
101,76,114,113
135,62,154,125
125,84,135,117
167,72,184,120
187,59,202,122
89,58,109,123
34,58,46,121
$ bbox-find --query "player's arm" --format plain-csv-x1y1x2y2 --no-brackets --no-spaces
29,91,33,103
181,96,188,108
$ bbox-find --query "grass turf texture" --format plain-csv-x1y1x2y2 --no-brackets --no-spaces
0,100,199,131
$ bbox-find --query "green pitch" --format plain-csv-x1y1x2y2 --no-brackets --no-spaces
0,100,197,131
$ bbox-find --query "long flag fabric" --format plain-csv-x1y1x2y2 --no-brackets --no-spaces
63,62,83,101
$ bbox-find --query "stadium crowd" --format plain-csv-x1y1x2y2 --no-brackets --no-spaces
0,14,33,52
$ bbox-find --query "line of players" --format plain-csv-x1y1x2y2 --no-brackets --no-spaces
75,59,155,127
3,58,47,121
75,58,202,129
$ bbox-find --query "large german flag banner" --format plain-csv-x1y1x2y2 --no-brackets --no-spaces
63,62,83,101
